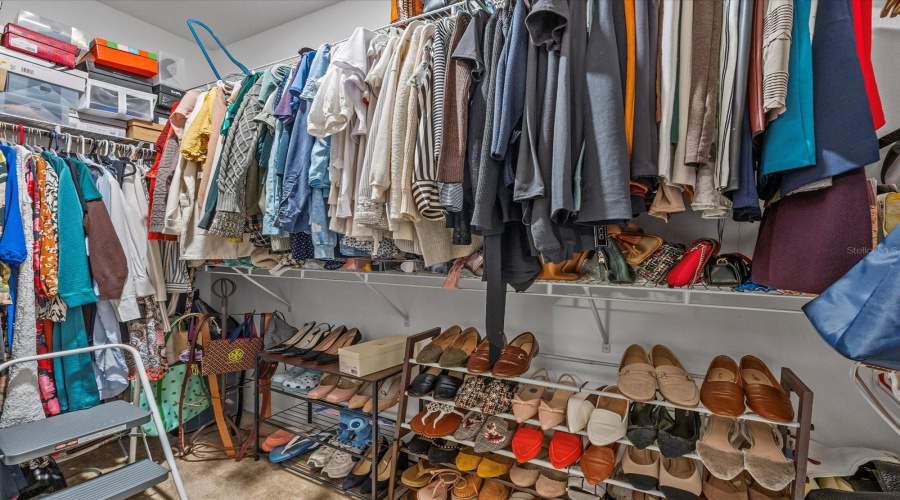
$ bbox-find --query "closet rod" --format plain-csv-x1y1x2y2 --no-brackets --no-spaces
0,120,155,159
201,0,467,87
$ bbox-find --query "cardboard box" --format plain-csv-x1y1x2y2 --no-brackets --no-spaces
3,32,76,68
126,119,164,142
0,53,86,92
87,38,158,77
339,335,407,377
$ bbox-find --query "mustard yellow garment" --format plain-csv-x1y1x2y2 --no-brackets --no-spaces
624,0,636,157
180,88,215,163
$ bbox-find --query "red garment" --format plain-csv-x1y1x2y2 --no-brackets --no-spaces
146,120,177,242
852,0,886,130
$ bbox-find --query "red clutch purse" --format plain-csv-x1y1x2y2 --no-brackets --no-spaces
666,238,720,288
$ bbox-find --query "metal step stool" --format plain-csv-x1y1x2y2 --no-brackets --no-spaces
0,344,188,500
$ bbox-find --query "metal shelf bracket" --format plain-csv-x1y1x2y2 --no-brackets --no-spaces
583,286,611,353
357,273,410,327
232,268,293,312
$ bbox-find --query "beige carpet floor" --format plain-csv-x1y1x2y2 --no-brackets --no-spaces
59,426,348,500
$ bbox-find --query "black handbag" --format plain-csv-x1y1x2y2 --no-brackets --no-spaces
422,0,449,12
705,253,751,286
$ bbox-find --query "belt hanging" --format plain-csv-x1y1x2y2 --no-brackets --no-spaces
484,234,505,366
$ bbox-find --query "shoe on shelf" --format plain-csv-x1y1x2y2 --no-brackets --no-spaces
511,368,551,423
314,328,363,365
427,439,462,465
323,441,364,479
627,402,662,450
299,325,347,362
491,332,540,378
451,474,483,500
587,385,629,446
651,345,700,407
741,420,795,492
538,374,578,430
401,459,441,488
417,326,463,364
696,415,744,481
307,439,340,469
480,479,512,500
657,408,701,459
618,345,658,402
703,470,749,500
481,379,515,416
347,382,373,409
361,443,400,499
326,378,364,404
454,376,488,409
548,430,584,469
535,468,568,498
567,385,601,434
747,474,792,500
623,446,661,491
416,469,463,500
408,367,444,398
580,442,620,485
473,417,517,453
269,433,323,463
282,323,332,357
701,355,746,418
439,327,482,367
510,426,544,463
272,366,306,386
342,438,387,490
408,435,433,455
740,356,795,423
433,372,465,402
266,321,317,354
282,370,322,392
466,334,507,374
509,461,541,488
476,453,514,478
261,428,300,452
660,456,703,500
307,374,341,400
364,375,403,413
453,411,487,442
455,446,484,472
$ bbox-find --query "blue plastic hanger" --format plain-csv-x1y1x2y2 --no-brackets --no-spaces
186,19,252,81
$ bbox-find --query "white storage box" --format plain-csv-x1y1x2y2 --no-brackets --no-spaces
0,92,68,125
0,53,86,92
79,78,157,121
339,335,407,377
6,72,79,108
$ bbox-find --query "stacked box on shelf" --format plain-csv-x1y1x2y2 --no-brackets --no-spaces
2,24,78,68
0,52,86,126
76,41,159,123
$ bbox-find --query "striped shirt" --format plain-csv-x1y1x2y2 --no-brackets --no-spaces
411,38,445,220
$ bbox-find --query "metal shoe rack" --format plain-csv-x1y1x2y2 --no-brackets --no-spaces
389,328,814,500
253,352,405,500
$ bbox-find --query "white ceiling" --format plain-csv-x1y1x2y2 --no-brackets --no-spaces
97,0,341,47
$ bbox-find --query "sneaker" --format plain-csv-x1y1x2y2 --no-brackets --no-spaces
307,442,338,470
272,366,306,386
322,442,363,479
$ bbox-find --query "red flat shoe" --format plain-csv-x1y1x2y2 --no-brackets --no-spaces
511,426,544,463
549,430,585,469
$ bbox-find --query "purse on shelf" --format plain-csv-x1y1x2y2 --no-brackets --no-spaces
705,253,752,286
422,0,449,12
609,224,664,266
637,243,687,284
601,240,635,284
666,238,720,288
202,313,264,376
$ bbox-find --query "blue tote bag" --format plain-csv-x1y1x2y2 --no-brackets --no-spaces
804,226,900,370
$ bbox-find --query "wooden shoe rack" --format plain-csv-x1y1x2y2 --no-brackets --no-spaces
389,328,814,500
253,352,407,500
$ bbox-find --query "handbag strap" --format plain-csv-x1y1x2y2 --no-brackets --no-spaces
185,19,252,81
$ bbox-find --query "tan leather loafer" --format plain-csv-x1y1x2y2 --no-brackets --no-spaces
651,345,699,407
618,345,657,402
701,356,746,418
740,356,794,423
491,332,539,378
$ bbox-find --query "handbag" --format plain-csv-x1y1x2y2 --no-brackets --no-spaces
609,224,664,266
705,253,752,286
666,238,720,288
601,240,635,284
422,0,449,12
804,225,900,370
637,243,687,284
202,313,263,376
138,362,211,437
262,312,295,351
165,316,192,366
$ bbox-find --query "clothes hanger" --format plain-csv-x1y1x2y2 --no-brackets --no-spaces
882,0,900,17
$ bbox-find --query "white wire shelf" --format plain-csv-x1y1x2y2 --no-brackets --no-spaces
202,266,813,314
410,360,801,429
0,112,157,152
410,394,702,460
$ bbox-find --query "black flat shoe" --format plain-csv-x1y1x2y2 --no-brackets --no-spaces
407,435,433,455
342,438,388,491
265,321,315,354
300,325,347,362
657,409,700,458
282,323,332,357
627,402,661,449
406,367,444,397
314,329,362,365
432,372,464,401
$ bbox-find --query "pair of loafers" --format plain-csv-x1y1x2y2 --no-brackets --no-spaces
415,326,483,367
618,345,700,407
701,355,795,423
407,367,464,401
628,403,700,459
567,385,629,446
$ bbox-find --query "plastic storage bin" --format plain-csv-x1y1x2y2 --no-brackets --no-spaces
79,79,156,121
152,52,185,90
0,92,69,125
6,73,79,108
15,11,89,51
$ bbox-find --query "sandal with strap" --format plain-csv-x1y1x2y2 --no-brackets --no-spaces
538,373,578,430
417,469,464,500
511,368,551,423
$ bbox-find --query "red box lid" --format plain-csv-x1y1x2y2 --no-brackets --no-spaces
4,23,78,55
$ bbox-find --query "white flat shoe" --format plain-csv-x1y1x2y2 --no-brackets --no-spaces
567,386,601,433
588,386,629,446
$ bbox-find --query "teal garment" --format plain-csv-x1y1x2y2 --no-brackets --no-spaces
70,158,103,202
42,152,97,307
53,306,100,412
760,0,815,177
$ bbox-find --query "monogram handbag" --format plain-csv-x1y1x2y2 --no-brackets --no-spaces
202,313,263,376
705,253,752,286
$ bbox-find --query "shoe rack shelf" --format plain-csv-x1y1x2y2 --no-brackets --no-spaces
390,328,814,500
253,353,405,500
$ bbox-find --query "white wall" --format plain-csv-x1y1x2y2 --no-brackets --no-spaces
202,0,388,81
0,0,209,89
